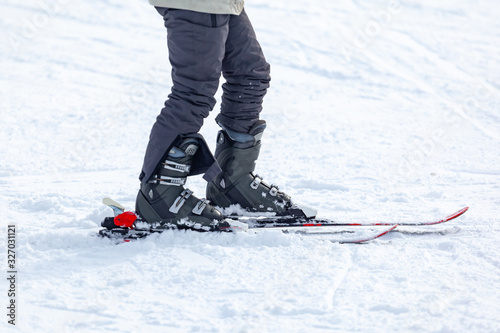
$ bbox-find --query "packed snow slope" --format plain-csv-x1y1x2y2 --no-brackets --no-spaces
1,0,499,332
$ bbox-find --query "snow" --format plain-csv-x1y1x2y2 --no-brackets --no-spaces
1,0,499,332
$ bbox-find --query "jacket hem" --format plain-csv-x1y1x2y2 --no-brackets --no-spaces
148,0,244,15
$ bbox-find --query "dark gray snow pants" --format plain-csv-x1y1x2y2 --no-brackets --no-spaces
139,8,271,183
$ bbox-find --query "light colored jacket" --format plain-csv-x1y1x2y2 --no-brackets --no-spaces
148,0,244,15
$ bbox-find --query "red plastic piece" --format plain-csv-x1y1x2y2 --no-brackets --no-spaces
114,211,137,229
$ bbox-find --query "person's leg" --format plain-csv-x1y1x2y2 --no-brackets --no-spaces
136,8,233,230
215,9,270,133
206,10,314,218
140,8,230,184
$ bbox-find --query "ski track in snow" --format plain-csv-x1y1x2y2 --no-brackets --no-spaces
1,0,500,332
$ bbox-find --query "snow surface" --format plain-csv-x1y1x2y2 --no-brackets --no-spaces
1,0,500,332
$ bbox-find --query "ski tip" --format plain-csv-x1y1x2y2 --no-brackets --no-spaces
372,224,398,239
386,224,399,233
444,206,469,222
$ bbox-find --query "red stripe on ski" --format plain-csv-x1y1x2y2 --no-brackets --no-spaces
442,206,469,222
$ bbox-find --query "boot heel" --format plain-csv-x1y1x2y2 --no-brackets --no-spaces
135,189,162,223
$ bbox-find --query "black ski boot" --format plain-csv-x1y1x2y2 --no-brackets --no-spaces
136,138,241,232
206,121,316,218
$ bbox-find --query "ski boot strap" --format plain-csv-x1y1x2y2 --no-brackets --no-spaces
147,138,199,186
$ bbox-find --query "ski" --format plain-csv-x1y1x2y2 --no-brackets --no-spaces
98,199,397,243
101,197,468,227
229,207,468,228
97,198,468,243
98,218,397,244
